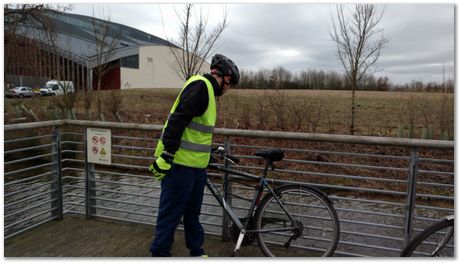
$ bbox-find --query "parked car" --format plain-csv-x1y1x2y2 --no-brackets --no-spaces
40,80,75,96
5,86,37,98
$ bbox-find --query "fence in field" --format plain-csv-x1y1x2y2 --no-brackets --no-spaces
4,120,454,256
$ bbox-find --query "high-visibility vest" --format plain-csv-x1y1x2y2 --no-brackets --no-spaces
154,75,216,168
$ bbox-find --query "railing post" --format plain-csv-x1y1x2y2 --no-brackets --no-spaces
84,127,96,219
221,136,232,241
51,126,63,221
403,148,419,247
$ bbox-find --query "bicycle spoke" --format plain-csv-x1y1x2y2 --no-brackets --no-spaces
256,185,339,257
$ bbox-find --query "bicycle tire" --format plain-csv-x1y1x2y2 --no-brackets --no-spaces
401,217,454,257
255,184,340,257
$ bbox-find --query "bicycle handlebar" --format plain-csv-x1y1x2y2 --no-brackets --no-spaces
211,146,240,164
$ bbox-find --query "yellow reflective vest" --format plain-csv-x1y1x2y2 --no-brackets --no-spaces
154,75,216,168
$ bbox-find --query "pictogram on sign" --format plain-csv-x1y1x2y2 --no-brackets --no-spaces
87,128,111,165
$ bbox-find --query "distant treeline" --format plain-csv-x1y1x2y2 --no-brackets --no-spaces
237,66,454,92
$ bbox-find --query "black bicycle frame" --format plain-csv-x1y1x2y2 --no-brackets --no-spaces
206,162,298,235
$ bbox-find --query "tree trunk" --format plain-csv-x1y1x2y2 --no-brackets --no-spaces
350,84,356,135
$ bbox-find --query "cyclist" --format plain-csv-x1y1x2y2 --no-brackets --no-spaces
148,54,240,257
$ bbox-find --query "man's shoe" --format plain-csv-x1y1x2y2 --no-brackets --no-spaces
200,253,208,258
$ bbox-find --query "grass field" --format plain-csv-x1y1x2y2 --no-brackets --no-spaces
4,88,454,140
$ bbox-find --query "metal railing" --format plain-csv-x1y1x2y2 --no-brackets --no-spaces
4,120,454,257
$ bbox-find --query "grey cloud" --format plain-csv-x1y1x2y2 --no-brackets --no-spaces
70,3,455,84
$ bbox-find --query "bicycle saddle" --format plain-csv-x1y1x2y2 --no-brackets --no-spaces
255,148,284,162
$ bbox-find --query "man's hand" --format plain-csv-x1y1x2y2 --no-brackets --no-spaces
149,152,174,181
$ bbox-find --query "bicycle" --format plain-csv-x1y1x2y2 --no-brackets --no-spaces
206,146,340,257
400,215,454,257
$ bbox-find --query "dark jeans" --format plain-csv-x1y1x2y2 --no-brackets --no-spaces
149,164,207,257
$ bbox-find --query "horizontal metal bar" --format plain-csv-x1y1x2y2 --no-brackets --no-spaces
61,141,83,147
4,162,56,177
5,190,57,209
4,120,66,131
4,143,55,155
333,250,366,257
4,152,54,166
94,178,156,189
4,134,53,144
93,205,153,217
215,127,454,149
92,196,156,209
341,229,404,242
111,153,152,161
415,205,454,212
281,146,411,160
64,193,85,199
112,144,153,152
112,134,157,142
65,119,164,131
90,214,155,227
339,218,405,230
267,177,407,196
418,169,454,176
4,181,55,198
63,185,85,191
91,187,156,199
417,181,454,188
91,169,154,181
4,207,58,229
4,171,55,186
329,196,406,207
338,240,402,253
4,216,58,240
419,157,454,164
5,198,57,219
234,164,407,184
4,119,454,149
416,193,454,201
334,207,404,219
285,158,409,173
61,131,83,136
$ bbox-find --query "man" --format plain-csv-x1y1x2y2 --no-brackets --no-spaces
148,54,239,257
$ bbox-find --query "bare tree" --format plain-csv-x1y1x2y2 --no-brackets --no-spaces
330,4,388,134
167,4,228,81
90,7,122,120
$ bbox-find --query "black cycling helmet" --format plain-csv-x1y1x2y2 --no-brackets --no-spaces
210,54,240,85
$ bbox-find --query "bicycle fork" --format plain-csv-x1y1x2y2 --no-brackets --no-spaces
206,178,246,256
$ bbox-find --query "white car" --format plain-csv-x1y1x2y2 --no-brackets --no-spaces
5,86,36,98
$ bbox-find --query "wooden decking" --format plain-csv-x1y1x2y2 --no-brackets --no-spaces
4,216,265,257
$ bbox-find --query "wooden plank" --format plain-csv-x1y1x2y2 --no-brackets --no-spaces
4,216,265,257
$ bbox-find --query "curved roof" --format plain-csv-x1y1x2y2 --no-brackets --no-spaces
12,10,175,66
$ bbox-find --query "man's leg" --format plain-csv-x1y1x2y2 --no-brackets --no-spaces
150,164,195,256
183,168,208,256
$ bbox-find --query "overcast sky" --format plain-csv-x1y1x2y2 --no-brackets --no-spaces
69,3,455,85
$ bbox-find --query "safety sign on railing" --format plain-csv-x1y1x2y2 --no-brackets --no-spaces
87,128,111,165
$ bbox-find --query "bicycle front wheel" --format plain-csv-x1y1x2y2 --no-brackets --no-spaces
401,217,454,257
255,184,340,257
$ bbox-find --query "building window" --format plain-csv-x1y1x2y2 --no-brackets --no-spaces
121,54,139,69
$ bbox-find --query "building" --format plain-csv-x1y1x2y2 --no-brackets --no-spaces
5,9,210,91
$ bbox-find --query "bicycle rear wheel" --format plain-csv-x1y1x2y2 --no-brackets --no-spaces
255,184,339,257
401,217,454,257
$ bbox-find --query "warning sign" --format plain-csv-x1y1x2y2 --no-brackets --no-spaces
87,128,111,165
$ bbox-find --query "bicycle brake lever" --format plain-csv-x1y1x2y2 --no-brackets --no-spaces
225,157,235,165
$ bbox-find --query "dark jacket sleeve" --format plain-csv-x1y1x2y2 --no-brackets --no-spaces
161,80,209,154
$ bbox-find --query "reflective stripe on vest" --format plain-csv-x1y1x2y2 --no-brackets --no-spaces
154,75,216,168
